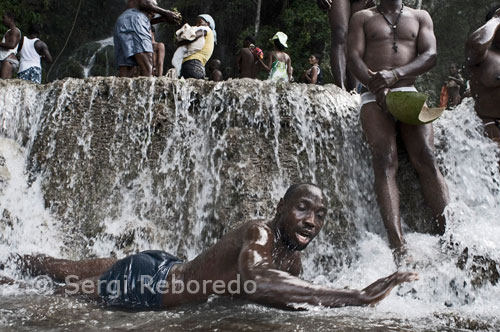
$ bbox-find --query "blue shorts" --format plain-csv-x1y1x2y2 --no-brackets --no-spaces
113,8,153,68
18,66,42,84
99,250,182,308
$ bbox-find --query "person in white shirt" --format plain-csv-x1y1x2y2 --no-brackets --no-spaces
17,24,53,84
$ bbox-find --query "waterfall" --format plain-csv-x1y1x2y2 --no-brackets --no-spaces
0,78,499,330
82,37,114,78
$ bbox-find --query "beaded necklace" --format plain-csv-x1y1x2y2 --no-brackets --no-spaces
377,4,404,53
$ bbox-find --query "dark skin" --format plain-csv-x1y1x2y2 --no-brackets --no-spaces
347,0,450,254
300,55,320,84
466,8,500,146
19,33,53,65
12,185,417,309
316,0,375,90
118,0,181,77
0,14,21,79
237,40,258,79
445,64,465,107
207,59,223,82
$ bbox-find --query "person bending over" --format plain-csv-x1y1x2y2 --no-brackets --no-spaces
114,0,180,77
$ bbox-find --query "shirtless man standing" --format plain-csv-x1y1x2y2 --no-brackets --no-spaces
5,184,417,309
466,5,500,151
347,0,450,257
114,0,181,77
316,0,375,90
237,36,259,79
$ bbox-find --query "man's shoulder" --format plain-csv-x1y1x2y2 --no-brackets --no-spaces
405,6,432,21
242,220,274,244
352,7,378,20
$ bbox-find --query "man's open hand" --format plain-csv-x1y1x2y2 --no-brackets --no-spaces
361,272,418,305
317,0,332,11
163,10,182,24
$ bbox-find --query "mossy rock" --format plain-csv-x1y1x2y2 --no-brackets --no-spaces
56,59,84,79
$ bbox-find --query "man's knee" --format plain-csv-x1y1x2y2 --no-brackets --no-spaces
411,146,439,174
156,42,165,53
331,26,348,45
372,150,398,176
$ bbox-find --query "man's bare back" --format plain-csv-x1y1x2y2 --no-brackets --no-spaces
6,184,417,310
238,47,258,79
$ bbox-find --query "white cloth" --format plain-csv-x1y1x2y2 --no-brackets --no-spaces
360,86,418,107
171,24,208,77
0,28,20,61
19,37,41,73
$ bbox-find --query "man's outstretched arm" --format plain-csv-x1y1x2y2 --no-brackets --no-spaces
238,224,417,309
466,8,500,66
368,10,437,93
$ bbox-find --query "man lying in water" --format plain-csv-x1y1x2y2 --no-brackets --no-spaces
3,184,417,309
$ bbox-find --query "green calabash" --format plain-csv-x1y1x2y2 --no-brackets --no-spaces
386,91,445,125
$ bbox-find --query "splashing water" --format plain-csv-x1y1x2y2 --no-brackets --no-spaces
0,78,499,331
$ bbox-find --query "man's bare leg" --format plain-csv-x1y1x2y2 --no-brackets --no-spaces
0,59,13,79
154,42,165,77
16,254,117,282
134,52,153,77
361,103,405,250
400,123,450,234
346,0,367,90
118,66,136,77
328,0,351,89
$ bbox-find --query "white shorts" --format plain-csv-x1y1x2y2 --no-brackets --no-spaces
360,86,417,107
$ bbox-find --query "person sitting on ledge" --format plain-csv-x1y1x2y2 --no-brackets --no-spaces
3,184,417,310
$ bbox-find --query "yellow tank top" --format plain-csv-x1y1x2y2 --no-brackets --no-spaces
183,29,214,66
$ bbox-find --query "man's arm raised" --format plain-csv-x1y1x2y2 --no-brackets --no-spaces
466,8,500,66
238,224,417,309
138,0,181,24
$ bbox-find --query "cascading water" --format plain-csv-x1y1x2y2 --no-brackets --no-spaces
82,37,114,78
0,77,499,331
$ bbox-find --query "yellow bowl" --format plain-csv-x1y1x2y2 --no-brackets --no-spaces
386,91,445,125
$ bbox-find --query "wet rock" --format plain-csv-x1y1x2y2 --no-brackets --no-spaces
0,77,437,257
0,154,9,194
457,247,500,287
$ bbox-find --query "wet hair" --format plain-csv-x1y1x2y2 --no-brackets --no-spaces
244,36,256,44
282,183,321,202
274,39,286,51
29,24,41,36
486,5,500,22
